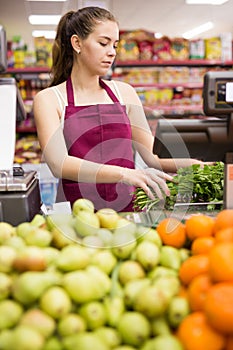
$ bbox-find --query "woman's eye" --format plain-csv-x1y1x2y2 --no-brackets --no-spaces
100,42,107,46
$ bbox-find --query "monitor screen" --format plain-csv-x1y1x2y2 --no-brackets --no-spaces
0,25,7,73
153,117,231,162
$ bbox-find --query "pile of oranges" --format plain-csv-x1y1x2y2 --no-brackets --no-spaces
156,209,233,350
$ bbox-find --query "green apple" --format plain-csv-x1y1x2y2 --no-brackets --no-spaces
96,208,120,230
72,198,95,216
74,210,100,237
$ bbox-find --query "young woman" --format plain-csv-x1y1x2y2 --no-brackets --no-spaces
33,6,202,212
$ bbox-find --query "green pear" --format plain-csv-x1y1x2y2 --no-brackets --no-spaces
112,232,137,259
118,260,145,285
135,240,160,270
86,265,111,297
148,266,178,280
114,218,137,236
57,313,87,337
124,278,151,308
167,296,190,328
43,336,63,350
94,326,122,348
56,244,90,271
72,198,95,216
51,227,76,249
4,235,26,250
134,284,169,318
62,270,98,303
62,332,109,350
117,311,151,347
159,246,181,271
13,246,47,272
0,272,12,300
0,299,23,330
24,227,52,247
46,213,74,231
12,271,61,305
179,247,191,263
90,249,117,275
96,228,114,247
19,308,56,338
79,301,107,330
151,316,171,336
114,347,137,350
0,222,16,244
96,208,120,230
74,210,100,237
30,214,47,228
82,235,104,248
40,286,72,319
104,296,125,327
153,275,181,300
16,222,36,240
0,245,17,273
136,227,162,248
7,325,45,350
42,246,60,266
142,334,184,350
0,329,12,350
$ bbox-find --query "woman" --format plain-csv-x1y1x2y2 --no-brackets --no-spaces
33,6,200,212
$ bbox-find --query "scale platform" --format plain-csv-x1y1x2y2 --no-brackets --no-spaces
0,170,42,226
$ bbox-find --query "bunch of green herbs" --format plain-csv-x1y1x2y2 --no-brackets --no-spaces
133,162,224,211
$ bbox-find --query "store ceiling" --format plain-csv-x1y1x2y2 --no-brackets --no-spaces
0,0,233,49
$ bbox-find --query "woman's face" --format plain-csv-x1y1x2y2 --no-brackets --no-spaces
78,20,119,76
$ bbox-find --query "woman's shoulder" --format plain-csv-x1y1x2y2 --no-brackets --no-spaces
34,82,66,101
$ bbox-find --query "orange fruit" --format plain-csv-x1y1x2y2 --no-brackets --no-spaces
187,273,212,311
215,227,233,243
208,242,233,283
225,335,233,350
185,214,215,241
204,282,233,334
191,236,215,255
177,311,226,350
156,217,186,248
214,209,233,234
179,254,209,286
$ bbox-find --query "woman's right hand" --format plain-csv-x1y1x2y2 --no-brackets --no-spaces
120,167,174,200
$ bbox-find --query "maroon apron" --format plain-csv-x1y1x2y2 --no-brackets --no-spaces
56,77,135,212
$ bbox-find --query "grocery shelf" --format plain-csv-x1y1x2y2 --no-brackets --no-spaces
114,59,233,67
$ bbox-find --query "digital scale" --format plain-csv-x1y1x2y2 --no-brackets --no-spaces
0,77,42,226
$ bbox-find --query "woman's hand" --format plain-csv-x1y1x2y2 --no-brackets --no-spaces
120,167,174,200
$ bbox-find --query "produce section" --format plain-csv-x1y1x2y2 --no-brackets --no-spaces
0,199,233,349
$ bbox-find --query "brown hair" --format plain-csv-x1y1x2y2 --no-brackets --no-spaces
49,7,117,86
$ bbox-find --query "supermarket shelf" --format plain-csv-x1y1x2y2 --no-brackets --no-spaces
114,59,233,67
132,83,203,89
6,66,50,73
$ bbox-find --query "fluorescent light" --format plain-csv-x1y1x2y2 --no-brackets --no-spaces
29,15,61,25
27,0,67,2
186,0,229,4
182,21,214,39
32,30,56,39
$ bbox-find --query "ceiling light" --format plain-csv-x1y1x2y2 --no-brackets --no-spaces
27,0,67,2
182,21,214,39
29,15,61,25
32,30,56,39
186,0,229,4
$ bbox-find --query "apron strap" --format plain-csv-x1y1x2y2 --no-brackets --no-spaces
66,77,120,106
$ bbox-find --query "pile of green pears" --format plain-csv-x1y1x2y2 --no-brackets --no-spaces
0,198,190,350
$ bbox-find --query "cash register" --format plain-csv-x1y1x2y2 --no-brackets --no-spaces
0,25,41,225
